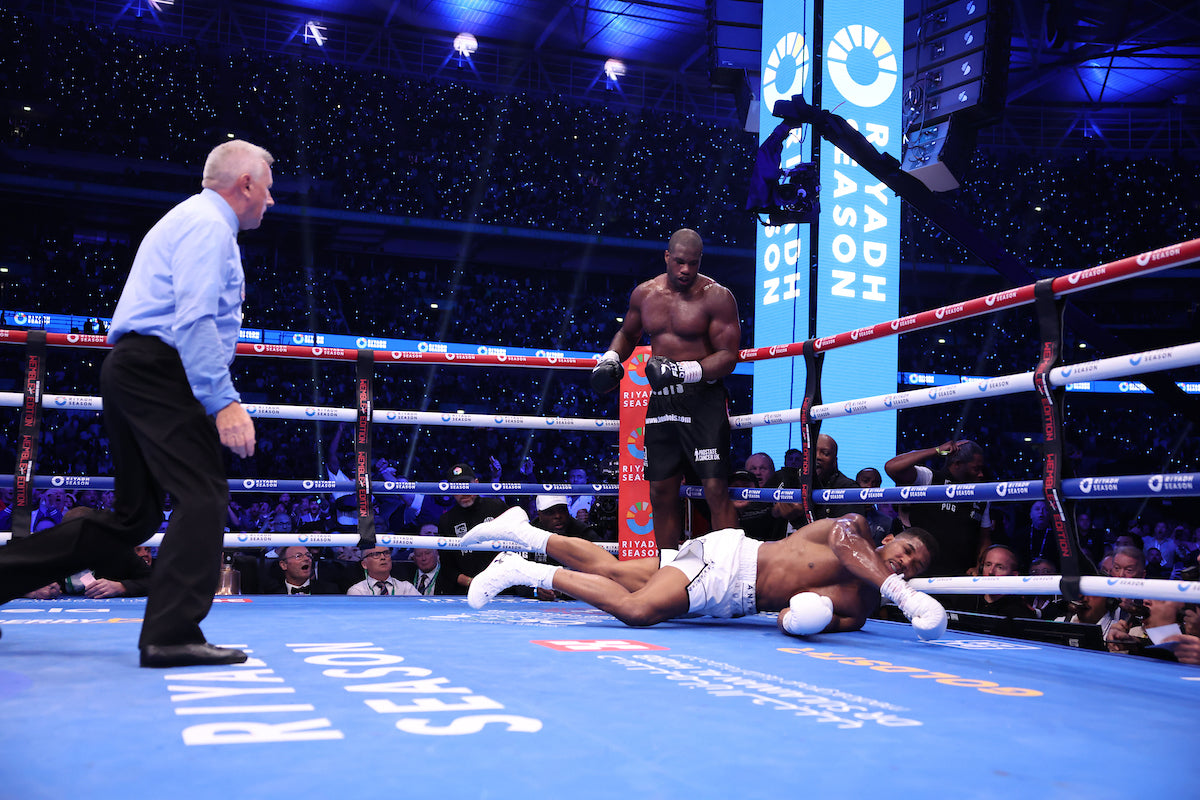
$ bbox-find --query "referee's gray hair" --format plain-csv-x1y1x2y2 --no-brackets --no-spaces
202,139,274,190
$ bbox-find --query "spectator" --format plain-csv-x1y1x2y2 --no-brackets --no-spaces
1109,546,1149,626
1055,592,1118,638
729,469,785,541
1027,557,1067,620
268,546,339,595
526,494,603,599
393,524,452,596
966,544,1036,618
856,468,898,545
347,547,419,596
1009,500,1056,570
566,466,594,523
812,434,870,519
744,452,776,490
885,438,989,577
437,463,509,593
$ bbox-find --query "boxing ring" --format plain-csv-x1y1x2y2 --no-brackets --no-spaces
1,596,1196,798
2,239,1200,797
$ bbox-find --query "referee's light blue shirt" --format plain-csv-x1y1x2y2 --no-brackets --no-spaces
108,188,245,415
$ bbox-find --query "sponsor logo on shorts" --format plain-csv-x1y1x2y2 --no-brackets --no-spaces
694,448,720,462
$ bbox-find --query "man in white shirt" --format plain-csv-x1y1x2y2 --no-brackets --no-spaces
347,547,419,596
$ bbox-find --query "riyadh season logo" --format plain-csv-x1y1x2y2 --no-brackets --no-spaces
826,25,898,108
762,32,811,115
626,426,646,460
627,353,650,385
625,502,654,536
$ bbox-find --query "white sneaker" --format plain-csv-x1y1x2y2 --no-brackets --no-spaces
458,506,531,548
467,552,537,609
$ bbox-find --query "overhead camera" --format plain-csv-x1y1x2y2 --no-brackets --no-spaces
769,163,820,223
746,95,820,226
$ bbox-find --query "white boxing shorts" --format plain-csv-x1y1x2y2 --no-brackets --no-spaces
665,528,760,619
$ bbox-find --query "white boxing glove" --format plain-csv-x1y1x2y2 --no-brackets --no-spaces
781,592,834,635
880,573,947,641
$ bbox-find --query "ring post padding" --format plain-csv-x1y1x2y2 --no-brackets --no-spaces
1033,278,1083,601
12,330,47,539
354,349,376,550
800,338,822,525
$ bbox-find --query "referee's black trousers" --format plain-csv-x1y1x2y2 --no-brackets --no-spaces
0,334,229,648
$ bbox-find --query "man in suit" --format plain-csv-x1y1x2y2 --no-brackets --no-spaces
392,523,454,596
267,546,339,595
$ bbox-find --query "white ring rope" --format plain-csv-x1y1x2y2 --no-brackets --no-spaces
909,574,1200,604
0,530,619,554
0,394,617,432
13,337,1197,433
730,340,1200,428
7,472,1198,503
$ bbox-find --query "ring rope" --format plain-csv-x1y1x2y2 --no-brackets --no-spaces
909,574,1200,604
0,529,619,554
6,236,1196,368
735,238,1200,364
0,393,618,432
4,239,1199,562
2,526,1191,605
729,340,1200,429
684,473,1200,503
5,472,1196,504
13,336,1197,433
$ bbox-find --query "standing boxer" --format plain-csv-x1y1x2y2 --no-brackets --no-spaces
590,228,741,554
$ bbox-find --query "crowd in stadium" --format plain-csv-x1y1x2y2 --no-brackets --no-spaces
1,10,1197,661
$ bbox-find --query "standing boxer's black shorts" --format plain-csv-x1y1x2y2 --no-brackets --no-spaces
643,380,731,482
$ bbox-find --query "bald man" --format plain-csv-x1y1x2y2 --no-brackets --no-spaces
590,228,742,554
772,434,870,531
